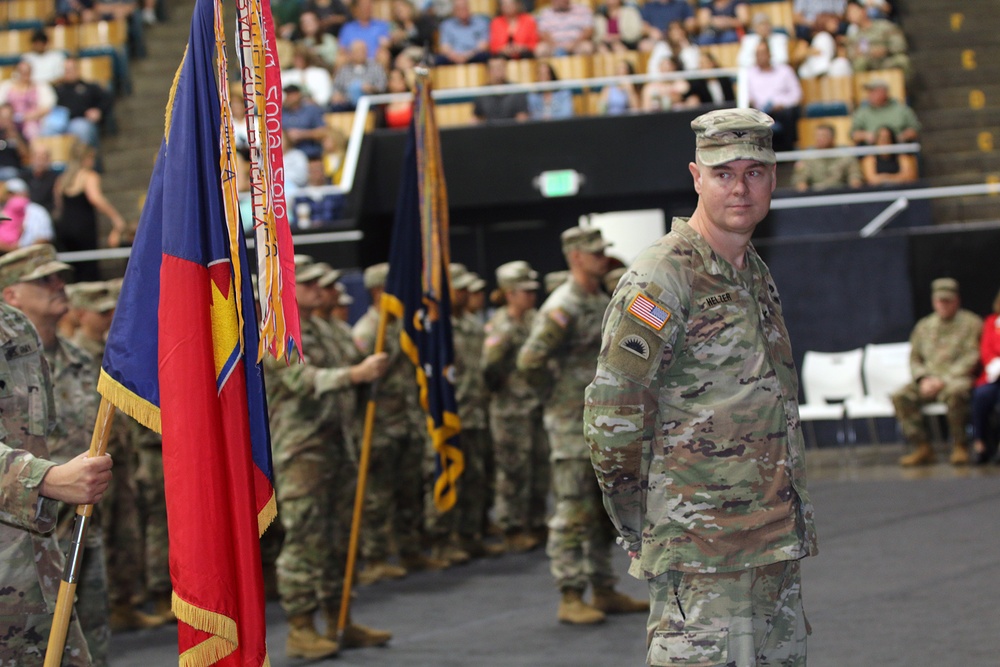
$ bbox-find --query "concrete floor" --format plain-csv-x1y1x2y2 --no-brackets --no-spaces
110,443,1000,666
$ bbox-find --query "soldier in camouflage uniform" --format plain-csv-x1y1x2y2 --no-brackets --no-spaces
792,124,863,192
354,263,448,583
517,227,647,625
585,109,818,666
893,278,982,467
265,257,391,659
544,270,570,295
0,246,112,665
844,1,912,79
483,261,549,553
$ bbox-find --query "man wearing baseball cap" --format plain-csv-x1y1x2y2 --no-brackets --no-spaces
586,108,817,665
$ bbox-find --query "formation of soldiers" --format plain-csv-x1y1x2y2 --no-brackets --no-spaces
0,229,648,663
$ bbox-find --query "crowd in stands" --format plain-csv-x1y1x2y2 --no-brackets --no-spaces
0,0,156,261
269,0,920,194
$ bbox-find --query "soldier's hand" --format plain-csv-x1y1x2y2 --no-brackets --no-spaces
350,352,389,384
918,376,944,400
40,452,113,505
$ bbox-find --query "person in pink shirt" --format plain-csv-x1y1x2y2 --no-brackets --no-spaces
745,41,802,150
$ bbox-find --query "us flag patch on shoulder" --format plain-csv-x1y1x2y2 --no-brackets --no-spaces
627,293,671,331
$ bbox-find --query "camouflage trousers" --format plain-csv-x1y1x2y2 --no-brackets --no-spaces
646,560,808,667
56,533,109,667
361,428,425,561
891,379,971,446
136,444,170,596
547,457,616,592
448,427,489,541
99,422,144,607
0,611,91,667
491,408,550,533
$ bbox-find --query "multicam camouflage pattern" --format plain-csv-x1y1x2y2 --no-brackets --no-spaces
450,312,489,540
517,279,614,592
353,306,425,561
483,307,549,533
891,308,982,445
791,155,863,191
846,18,910,75
45,337,109,665
585,218,817,579
646,560,807,666
0,303,90,666
691,108,776,167
132,423,170,596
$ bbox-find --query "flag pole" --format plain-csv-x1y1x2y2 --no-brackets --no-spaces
44,397,116,666
336,291,391,639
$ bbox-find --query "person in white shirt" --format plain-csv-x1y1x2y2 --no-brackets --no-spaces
737,13,789,69
21,30,66,85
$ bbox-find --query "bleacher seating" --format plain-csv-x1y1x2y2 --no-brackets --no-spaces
797,116,854,148
749,0,795,35
1,0,56,29
853,68,907,104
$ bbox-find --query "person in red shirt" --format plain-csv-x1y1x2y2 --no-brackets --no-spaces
490,0,538,58
972,288,1000,464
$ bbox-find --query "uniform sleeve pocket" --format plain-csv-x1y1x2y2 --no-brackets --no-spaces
647,629,728,667
0,355,14,398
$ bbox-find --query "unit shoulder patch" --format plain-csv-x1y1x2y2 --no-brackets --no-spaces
619,334,650,359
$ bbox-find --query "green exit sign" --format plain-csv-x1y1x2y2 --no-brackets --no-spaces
536,170,582,198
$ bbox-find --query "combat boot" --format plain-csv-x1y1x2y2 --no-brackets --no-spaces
949,441,970,466
357,560,408,585
109,603,167,632
505,531,540,553
341,620,393,648
432,540,470,566
400,551,449,572
286,613,340,660
591,587,649,614
899,442,936,466
557,589,606,625
151,592,176,623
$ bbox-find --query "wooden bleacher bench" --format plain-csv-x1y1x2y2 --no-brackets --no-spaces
324,111,376,137
467,0,496,17
45,24,80,54
505,58,537,84
78,54,115,89
77,18,129,52
591,51,640,79
748,0,795,36
435,102,476,128
32,133,78,167
0,29,33,61
800,74,855,114
432,63,487,89
546,54,593,81
702,42,740,69
3,0,56,28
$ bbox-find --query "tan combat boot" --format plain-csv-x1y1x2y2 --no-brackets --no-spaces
899,442,936,466
949,441,970,466
357,560,408,585
151,592,176,623
109,603,167,632
591,587,649,614
286,613,340,659
433,539,471,566
557,589,606,625
400,551,450,572
505,531,540,554
323,607,392,647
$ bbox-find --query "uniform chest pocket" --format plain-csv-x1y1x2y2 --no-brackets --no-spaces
0,354,14,399
685,298,755,364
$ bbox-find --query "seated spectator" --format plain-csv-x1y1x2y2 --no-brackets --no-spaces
274,0,305,39
844,0,910,80
745,41,802,151
534,0,595,58
860,0,891,20
44,58,112,148
0,179,29,251
329,40,389,111
593,0,644,53
972,288,1000,464
388,0,438,63
282,130,309,204
23,142,58,212
596,60,640,114
296,10,340,69
383,68,414,129
437,0,491,65
57,0,99,23
684,51,735,107
339,0,393,67
19,194,56,248
638,0,696,53
0,62,57,142
0,104,28,182
738,13,789,69
695,0,749,46
302,0,352,36
527,61,574,120
307,158,332,187
282,48,335,108
282,84,328,159
860,126,918,185
641,56,689,111
21,30,67,85
646,20,700,74
792,123,862,191
792,0,846,41
850,79,919,144
490,0,538,59
473,57,529,123
797,12,853,79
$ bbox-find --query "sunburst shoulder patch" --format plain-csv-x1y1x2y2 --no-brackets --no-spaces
619,334,650,359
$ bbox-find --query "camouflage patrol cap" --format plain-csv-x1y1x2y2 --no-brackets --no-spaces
66,281,116,313
544,270,569,294
295,256,328,284
363,262,389,289
496,260,540,290
691,108,776,166
561,226,611,254
468,273,486,293
931,277,959,298
318,266,342,288
338,291,354,306
0,244,73,290
450,263,475,290
863,78,889,90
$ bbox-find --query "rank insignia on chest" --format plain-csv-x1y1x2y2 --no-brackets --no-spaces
627,293,671,331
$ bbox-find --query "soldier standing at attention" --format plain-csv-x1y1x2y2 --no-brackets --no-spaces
892,278,982,466
265,257,390,659
517,226,648,625
0,245,112,665
0,248,112,666
585,109,818,666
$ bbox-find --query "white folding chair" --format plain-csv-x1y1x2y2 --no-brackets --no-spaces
798,348,865,447
845,342,912,444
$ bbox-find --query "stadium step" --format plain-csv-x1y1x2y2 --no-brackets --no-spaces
921,151,1000,180
930,196,1000,226
915,108,1000,132
916,84,1000,112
